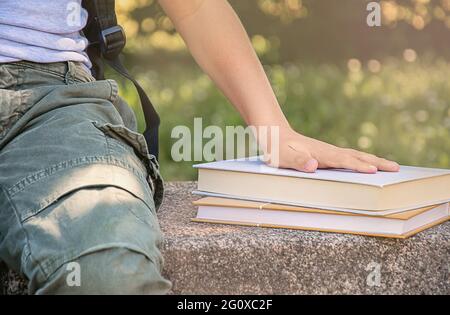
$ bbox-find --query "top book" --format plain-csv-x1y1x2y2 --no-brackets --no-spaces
194,157,450,212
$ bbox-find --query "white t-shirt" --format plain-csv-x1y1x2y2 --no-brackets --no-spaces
0,0,91,69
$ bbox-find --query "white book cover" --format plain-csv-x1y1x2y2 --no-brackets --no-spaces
194,156,450,187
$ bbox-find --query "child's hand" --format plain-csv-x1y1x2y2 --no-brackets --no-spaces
161,0,400,174
266,128,400,173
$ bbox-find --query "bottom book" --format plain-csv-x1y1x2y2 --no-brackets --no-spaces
192,197,450,239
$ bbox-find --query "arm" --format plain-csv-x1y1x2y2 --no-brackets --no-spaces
158,0,399,173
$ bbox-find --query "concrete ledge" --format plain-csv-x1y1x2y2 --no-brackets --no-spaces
2,181,449,294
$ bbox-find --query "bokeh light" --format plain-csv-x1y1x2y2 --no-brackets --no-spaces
111,0,450,180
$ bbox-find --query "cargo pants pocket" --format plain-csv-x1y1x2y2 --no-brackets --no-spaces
92,121,164,210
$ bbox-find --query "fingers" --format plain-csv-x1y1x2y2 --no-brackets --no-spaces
329,155,378,173
367,157,399,172
273,134,400,174
349,150,400,172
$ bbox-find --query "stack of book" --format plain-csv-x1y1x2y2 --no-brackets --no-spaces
192,157,450,238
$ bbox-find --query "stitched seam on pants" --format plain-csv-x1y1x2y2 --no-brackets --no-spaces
8,62,66,79
7,155,147,197
113,188,156,228
104,134,148,176
40,242,159,281
7,62,87,85
106,79,119,104
99,126,155,202
1,186,47,281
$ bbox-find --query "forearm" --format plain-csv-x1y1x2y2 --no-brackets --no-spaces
159,0,291,130
158,0,400,173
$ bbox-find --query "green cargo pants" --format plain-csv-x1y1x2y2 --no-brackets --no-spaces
0,60,172,294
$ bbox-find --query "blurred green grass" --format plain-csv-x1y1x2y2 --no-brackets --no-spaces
115,56,450,181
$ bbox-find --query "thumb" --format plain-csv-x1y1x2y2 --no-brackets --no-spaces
293,151,318,173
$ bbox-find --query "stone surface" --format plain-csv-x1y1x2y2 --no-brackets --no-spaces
0,263,27,295
2,181,449,294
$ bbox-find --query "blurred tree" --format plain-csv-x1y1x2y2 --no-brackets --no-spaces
108,0,449,180
115,0,450,68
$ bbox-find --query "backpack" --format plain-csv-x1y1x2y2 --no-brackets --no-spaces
81,0,160,159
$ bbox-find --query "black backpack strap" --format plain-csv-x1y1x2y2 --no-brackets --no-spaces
82,0,160,159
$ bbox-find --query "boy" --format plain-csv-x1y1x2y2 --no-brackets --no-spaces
0,0,399,294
